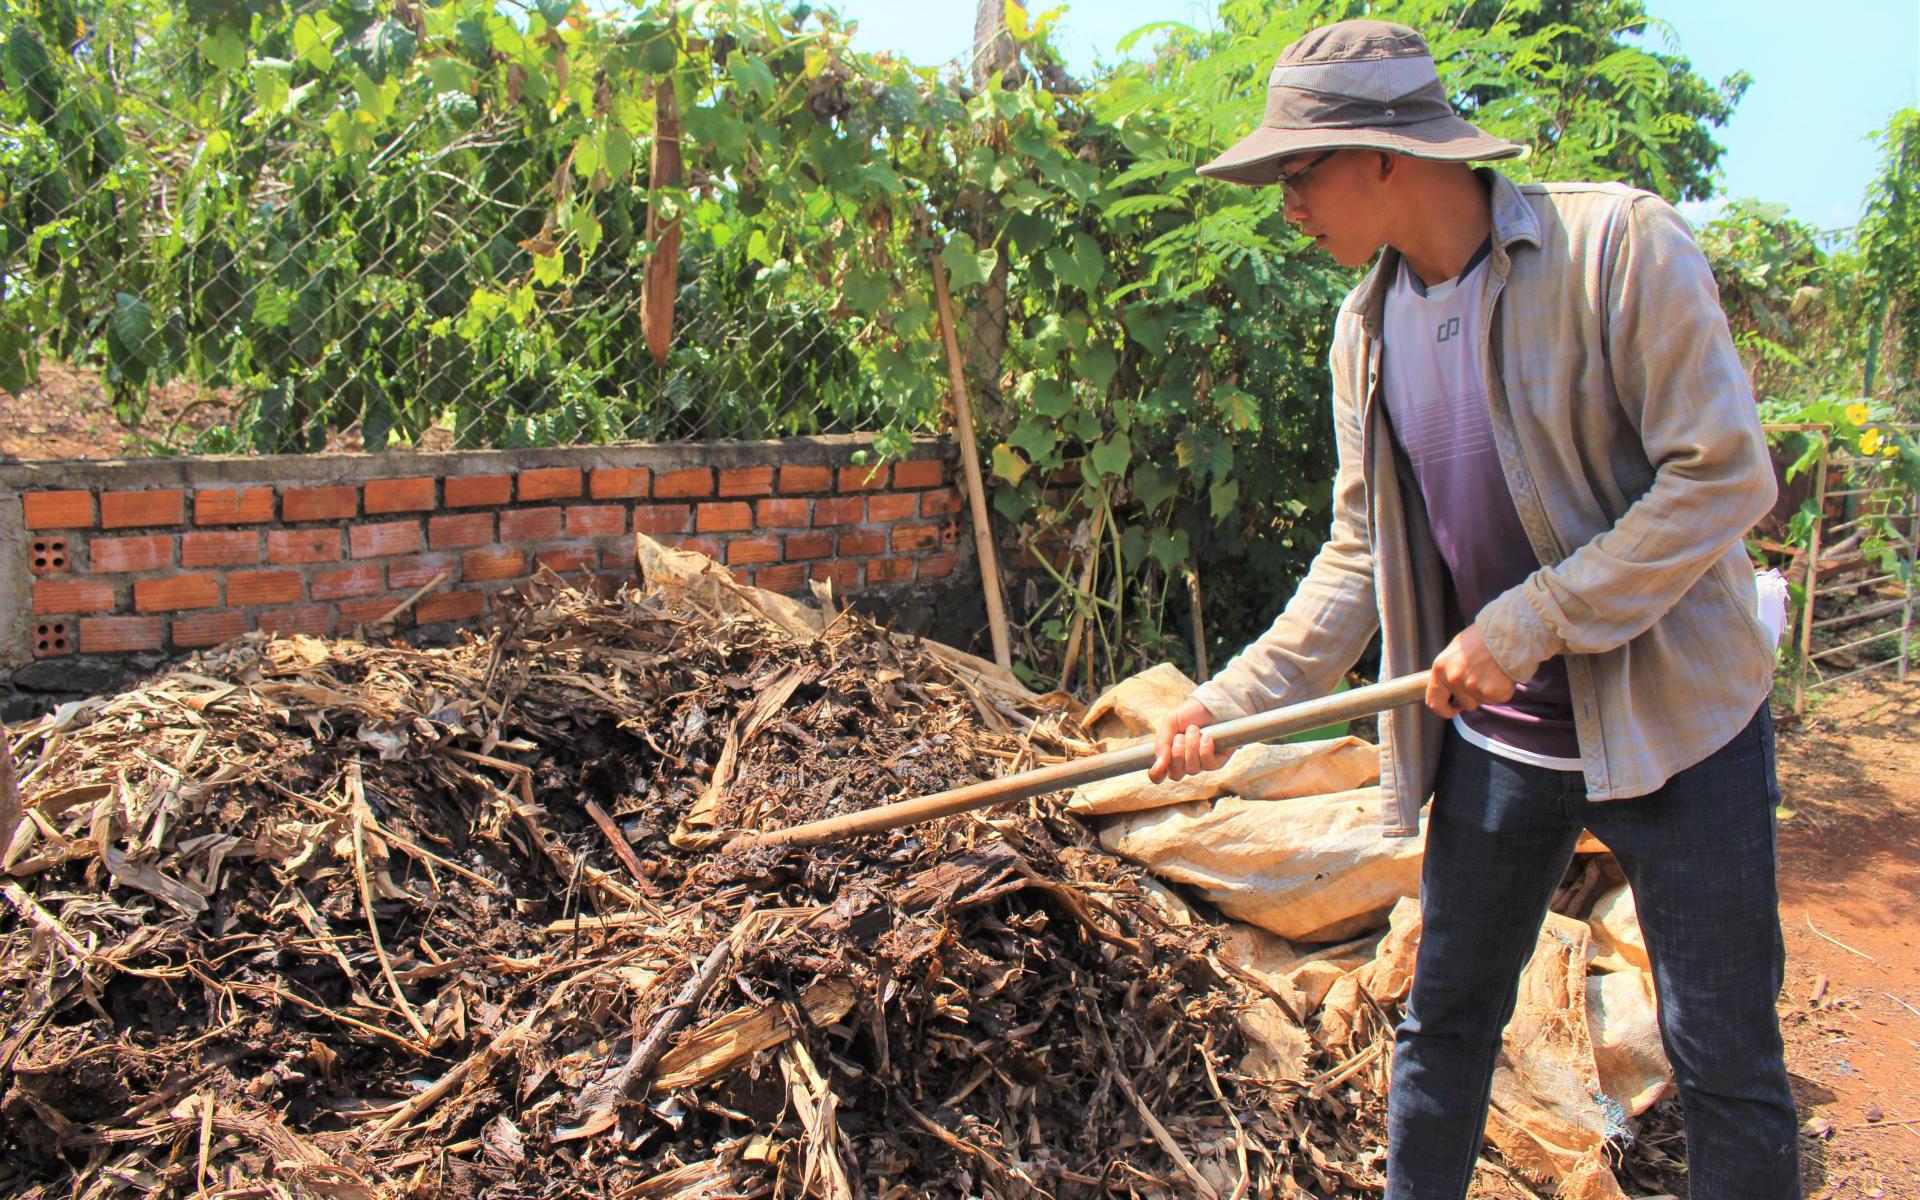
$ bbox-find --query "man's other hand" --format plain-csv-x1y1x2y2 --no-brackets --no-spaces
1149,697,1227,783
1427,624,1518,718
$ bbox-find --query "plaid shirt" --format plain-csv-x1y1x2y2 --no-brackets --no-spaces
1194,170,1778,836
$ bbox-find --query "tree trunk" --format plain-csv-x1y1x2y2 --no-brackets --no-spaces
640,79,683,366
966,0,1018,421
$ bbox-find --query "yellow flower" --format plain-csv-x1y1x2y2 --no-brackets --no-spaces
1885,438,1902,459
1858,428,1883,457
1846,402,1872,427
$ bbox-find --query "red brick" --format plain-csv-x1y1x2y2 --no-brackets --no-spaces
589,467,650,500
25,491,95,530
666,535,724,562
364,476,436,514
416,589,486,624
311,565,383,601
632,504,692,536
813,497,865,527
389,554,457,590
34,619,75,657
866,493,919,523
445,474,513,508
282,485,357,522
80,616,164,653
517,467,583,502
537,546,597,574
921,488,965,518
29,537,70,575
101,490,185,529
340,595,408,626
918,550,959,580
258,605,334,638
718,465,775,497
429,512,495,549
727,534,782,565
838,527,888,558
462,546,527,582
893,459,946,489
566,505,627,537
696,502,753,534
499,507,564,543
868,556,914,584
350,521,423,558
779,465,834,494
267,529,342,564
756,498,810,527
809,561,862,592
838,464,888,492
892,523,942,553
653,467,714,498
34,578,115,614
172,610,250,649
135,574,220,612
783,531,834,561
226,570,302,606
194,487,273,526
91,534,171,573
729,567,754,586
756,562,810,594
600,547,637,571
181,530,259,568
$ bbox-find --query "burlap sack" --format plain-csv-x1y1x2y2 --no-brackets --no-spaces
1097,788,1424,942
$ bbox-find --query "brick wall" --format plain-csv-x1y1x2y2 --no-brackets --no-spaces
1,435,966,699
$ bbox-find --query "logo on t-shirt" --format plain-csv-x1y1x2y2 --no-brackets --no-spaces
1436,316,1461,344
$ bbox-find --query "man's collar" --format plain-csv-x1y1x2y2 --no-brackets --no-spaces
1355,168,1536,335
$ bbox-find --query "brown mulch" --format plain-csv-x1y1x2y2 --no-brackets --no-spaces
0,545,1392,1199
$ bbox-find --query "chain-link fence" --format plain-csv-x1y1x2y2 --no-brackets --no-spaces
1,1,939,462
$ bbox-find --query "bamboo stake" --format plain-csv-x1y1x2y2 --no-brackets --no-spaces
930,246,1013,671
640,76,683,365
1184,568,1209,683
0,731,19,869
1057,503,1106,690
732,671,1431,851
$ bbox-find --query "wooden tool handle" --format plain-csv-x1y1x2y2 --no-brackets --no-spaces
732,672,1431,852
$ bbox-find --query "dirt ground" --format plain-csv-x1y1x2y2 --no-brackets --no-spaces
1774,674,1920,1199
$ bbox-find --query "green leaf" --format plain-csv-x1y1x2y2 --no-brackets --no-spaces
292,12,339,71
940,234,996,292
1046,232,1106,296
1209,476,1240,520
1133,463,1177,513
252,60,292,116
1089,432,1131,479
573,135,601,180
202,25,246,72
843,269,890,315
1148,527,1190,570
602,127,635,179
1074,345,1117,392
1029,378,1072,418
533,251,565,286
991,443,1031,485
1008,418,1057,462
1214,385,1259,431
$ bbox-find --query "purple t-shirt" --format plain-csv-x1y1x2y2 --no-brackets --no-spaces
1380,245,1580,766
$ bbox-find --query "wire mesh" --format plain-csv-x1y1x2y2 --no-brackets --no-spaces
0,1,928,461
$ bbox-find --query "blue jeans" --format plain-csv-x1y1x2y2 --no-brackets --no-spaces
1386,706,1800,1199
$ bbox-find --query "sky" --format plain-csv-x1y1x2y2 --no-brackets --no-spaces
828,0,1920,235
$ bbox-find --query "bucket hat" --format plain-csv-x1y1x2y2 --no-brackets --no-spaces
1199,20,1526,185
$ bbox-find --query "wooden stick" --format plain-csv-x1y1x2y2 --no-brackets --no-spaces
348,765,434,1047
930,245,1013,671
0,733,19,871
1184,568,1209,683
733,671,1431,851
372,571,448,629
1058,503,1106,691
640,75,682,364
559,933,737,1141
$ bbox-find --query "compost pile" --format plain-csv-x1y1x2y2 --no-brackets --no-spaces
1,539,1391,1199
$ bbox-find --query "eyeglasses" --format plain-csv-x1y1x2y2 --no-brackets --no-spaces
1277,149,1338,196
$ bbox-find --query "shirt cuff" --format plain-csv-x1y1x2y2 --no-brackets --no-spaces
1477,585,1562,683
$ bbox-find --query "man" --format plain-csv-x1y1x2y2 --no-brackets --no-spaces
1146,20,1798,1200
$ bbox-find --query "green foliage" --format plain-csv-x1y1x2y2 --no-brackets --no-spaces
1857,107,1920,403
0,0,1746,688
